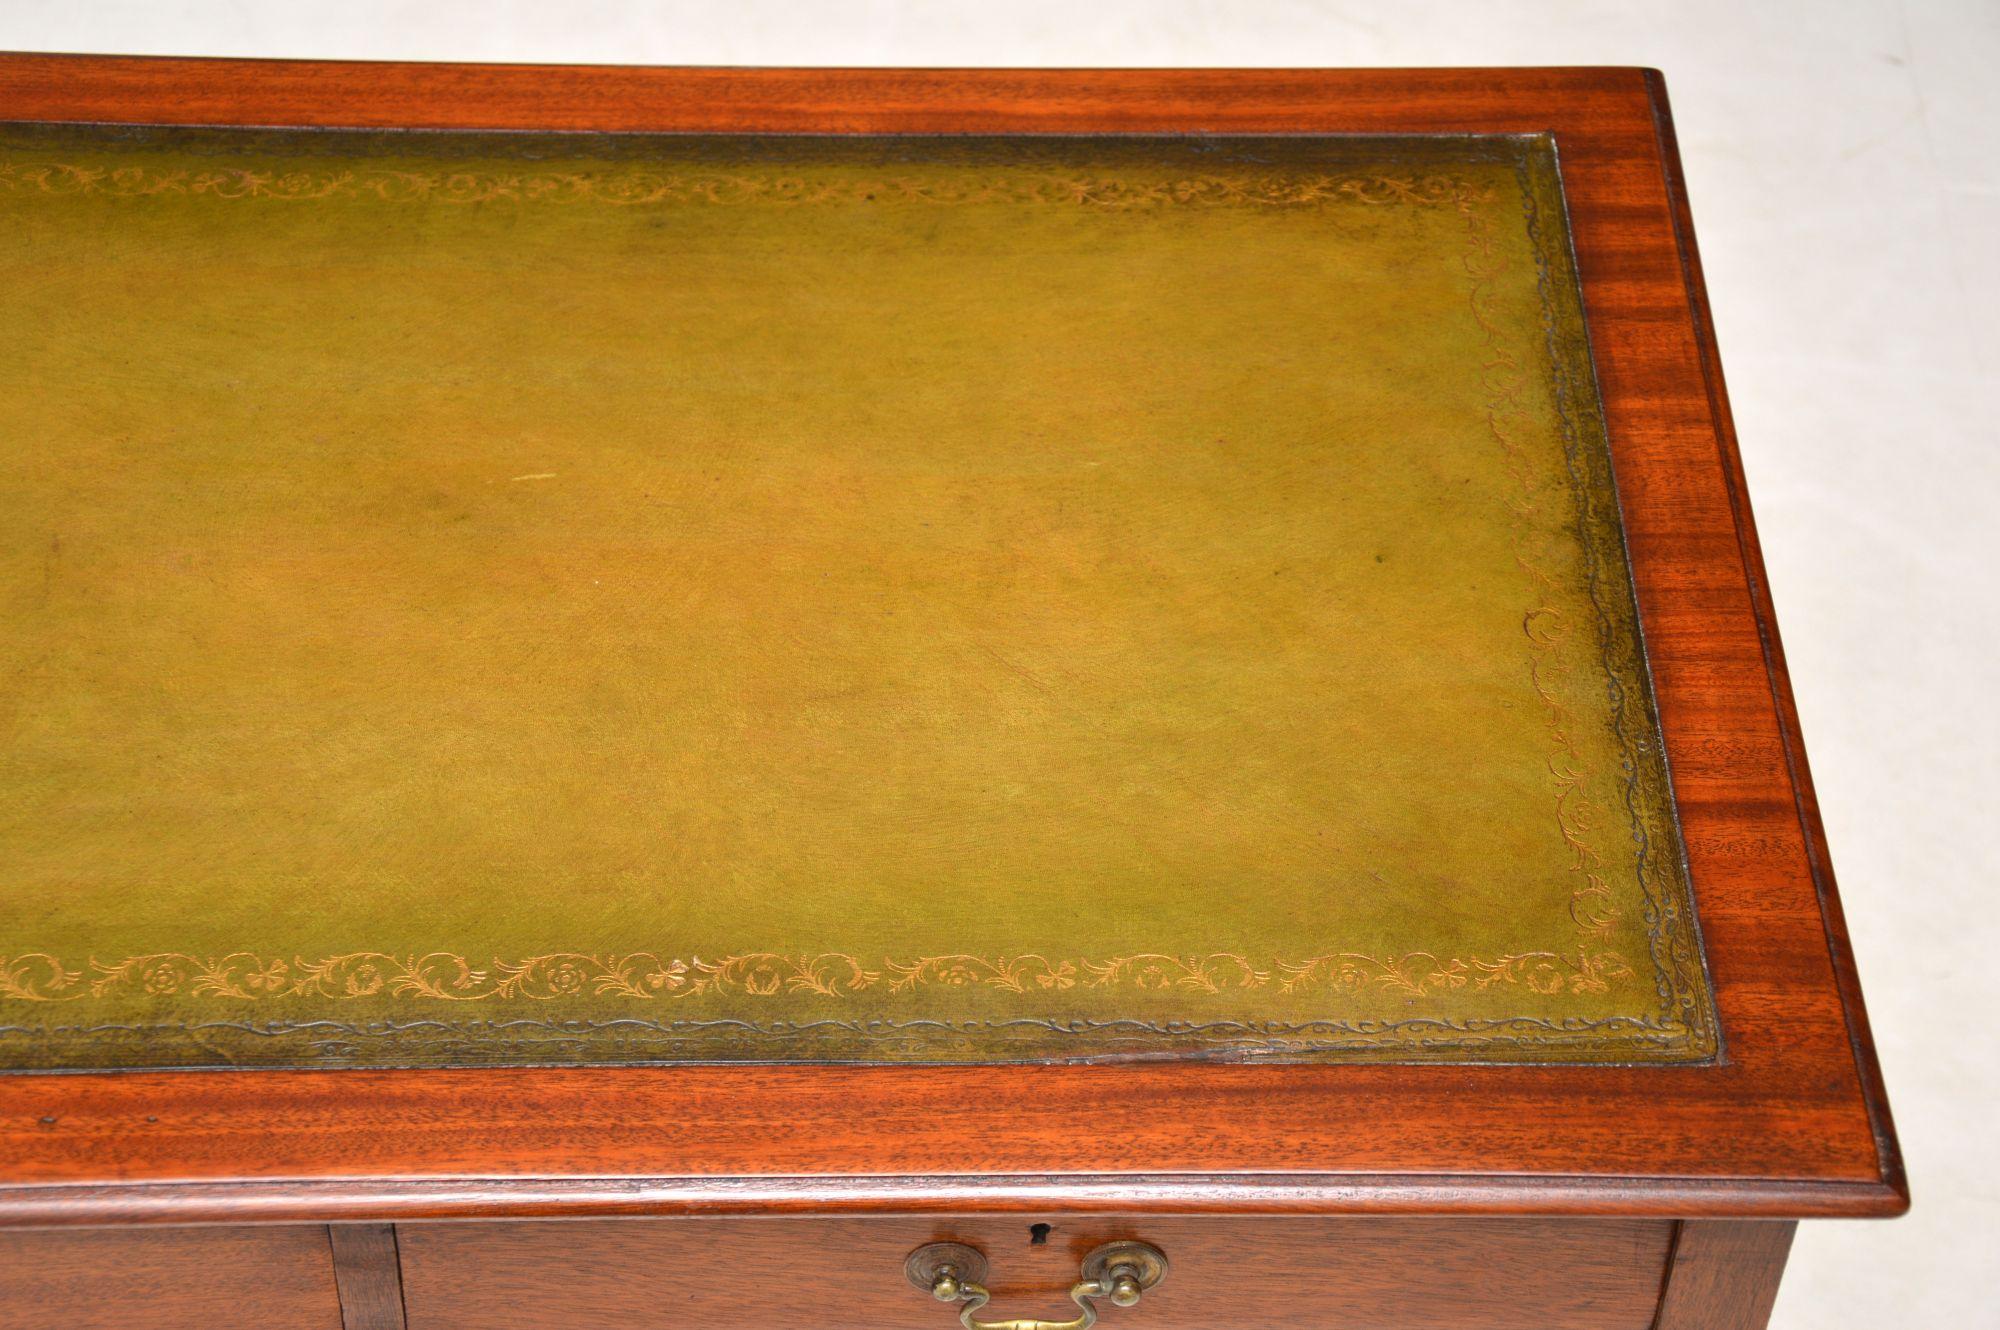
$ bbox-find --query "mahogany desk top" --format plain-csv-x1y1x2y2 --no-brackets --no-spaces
0,54,1899,1330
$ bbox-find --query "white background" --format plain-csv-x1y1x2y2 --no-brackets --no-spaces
0,3,1992,1326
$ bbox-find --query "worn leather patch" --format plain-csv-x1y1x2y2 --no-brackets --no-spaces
0,128,1714,1067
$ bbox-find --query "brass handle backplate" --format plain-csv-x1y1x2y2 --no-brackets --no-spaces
905,1240,1168,1330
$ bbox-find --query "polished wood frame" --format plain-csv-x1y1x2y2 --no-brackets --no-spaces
0,1215,1787,1330
0,57,1904,1225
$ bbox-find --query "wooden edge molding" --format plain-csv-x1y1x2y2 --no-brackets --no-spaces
1640,70,1907,1207
0,54,1661,127
0,1173,1910,1228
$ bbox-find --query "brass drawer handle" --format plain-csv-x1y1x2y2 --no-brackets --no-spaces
905,1241,1168,1330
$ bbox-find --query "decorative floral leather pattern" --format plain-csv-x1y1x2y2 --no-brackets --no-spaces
0,129,1713,1067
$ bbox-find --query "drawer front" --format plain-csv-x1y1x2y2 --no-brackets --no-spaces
397,1216,1675,1330
0,1226,343,1330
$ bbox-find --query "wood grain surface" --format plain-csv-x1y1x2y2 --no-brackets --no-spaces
0,1225,343,1330
1654,1221,1797,1330
396,1215,1677,1330
329,1224,408,1330
0,57,1903,1223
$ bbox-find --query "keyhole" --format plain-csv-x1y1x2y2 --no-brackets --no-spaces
1029,1223,1051,1246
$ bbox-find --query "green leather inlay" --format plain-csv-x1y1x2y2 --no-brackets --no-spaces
0,128,1715,1068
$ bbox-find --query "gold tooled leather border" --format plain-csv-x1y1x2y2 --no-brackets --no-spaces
0,131,1717,1068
